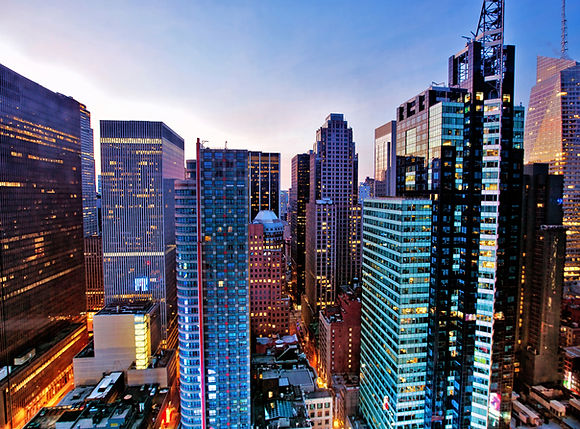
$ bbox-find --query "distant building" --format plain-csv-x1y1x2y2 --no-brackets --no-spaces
517,164,566,386
100,120,184,341
280,190,289,221
359,198,431,429
290,152,311,303
524,56,580,291
84,236,104,314
249,210,290,337
318,286,362,386
374,121,396,197
176,143,251,429
304,114,361,329
358,177,374,202
249,151,280,220
0,63,88,429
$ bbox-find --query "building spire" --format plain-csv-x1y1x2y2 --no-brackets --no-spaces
562,0,569,59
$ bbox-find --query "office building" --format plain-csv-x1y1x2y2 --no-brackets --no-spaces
84,236,104,314
289,152,311,303
374,121,397,197
517,164,566,385
249,151,280,220
383,3,525,426
249,210,290,337
280,190,289,221
0,63,88,429
318,286,361,386
176,142,251,429
304,114,361,328
100,120,184,341
359,198,431,429
524,56,580,290
80,104,98,237
358,177,375,202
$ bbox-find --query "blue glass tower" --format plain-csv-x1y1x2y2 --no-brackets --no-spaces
360,198,431,428
176,140,250,429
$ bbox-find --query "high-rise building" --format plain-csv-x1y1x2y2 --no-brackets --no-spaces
176,143,251,429
318,285,361,386
80,104,98,237
289,152,311,303
387,3,524,427
79,104,104,318
100,120,184,341
524,56,580,290
374,121,397,197
249,211,290,337
358,177,375,202
249,151,280,220
359,198,431,429
85,236,105,313
303,114,361,328
516,164,566,385
279,190,289,221
0,63,88,429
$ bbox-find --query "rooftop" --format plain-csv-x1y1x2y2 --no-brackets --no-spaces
97,301,156,316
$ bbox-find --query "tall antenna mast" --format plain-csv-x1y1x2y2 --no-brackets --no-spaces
562,0,569,58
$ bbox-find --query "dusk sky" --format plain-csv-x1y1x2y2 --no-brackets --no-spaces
1,0,578,189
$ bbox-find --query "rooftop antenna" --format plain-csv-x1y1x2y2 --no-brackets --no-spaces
225,140,228,150
562,0,569,59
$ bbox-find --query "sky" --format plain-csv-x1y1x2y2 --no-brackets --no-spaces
1,0,578,189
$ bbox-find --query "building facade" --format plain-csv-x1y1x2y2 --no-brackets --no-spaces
100,120,184,340
318,286,361,386
290,152,311,303
359,198,431,429
0,63,88,429
249,211,290,337
392,5,523,426
524,56,580,290
517,164,566,385
249,151,280,220
176,143,251,429
304,114,361,328
374,121,397,197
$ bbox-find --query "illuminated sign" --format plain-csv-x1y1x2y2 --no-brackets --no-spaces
135,277,149,292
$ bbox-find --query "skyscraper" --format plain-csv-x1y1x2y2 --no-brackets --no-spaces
359,198,431,429
176,142,250,429
386,2,524,427
249,151,280,220
303,114,361,328
0,63,88,428
289,152,311,303
80,104,98,237
100,120,184,341
374,121,397,197
249,211,290,337
524,56,580,290
517,164,566,385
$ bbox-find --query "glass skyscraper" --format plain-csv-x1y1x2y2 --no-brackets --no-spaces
367,3,526,427
374,121,397,197
289,152,311,303
80,104,97,237
0,63,88,428
524,56,580,290
100,120,184,340
249,151,280,220
176,141,250,429
360,198,431,429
